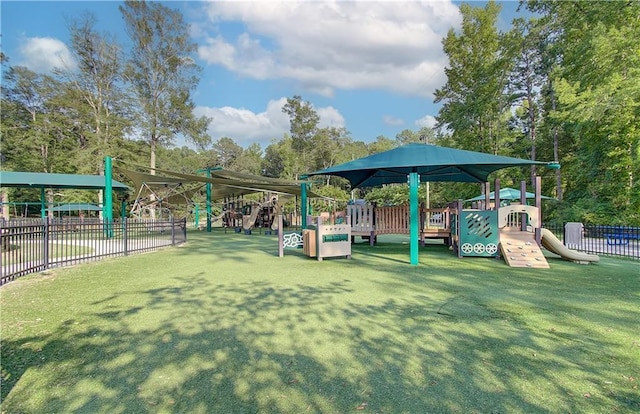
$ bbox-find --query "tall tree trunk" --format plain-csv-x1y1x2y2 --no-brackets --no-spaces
550,85,563,200
149,136,157,219
150,137,157,175
527,85,537,185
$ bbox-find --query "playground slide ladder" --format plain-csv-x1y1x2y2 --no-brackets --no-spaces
499,229,549,269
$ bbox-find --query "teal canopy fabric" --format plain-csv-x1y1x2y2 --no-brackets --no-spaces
0,171,130,191
308,144,550,188
466,187,554,202
48,203,103,212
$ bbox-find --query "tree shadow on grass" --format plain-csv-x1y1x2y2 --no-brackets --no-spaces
3,231,639,413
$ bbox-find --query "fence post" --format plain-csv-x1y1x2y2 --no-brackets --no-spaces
43,218,49,270
278,214,284,257
171,217,176,245
123,217,128,256
182,218,187,242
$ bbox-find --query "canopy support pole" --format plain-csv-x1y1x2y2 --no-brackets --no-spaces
409,172,419,265
40,188,46,218
104,156,114,238
300,177,308,229
535,176,542,245
206,171,212,232
196,167,222,233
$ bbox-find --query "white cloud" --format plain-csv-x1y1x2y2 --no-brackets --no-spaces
196,1,461,98
316,106,345,129
383,115,404,126
195,97,346,148
18,37,76,73
415,114,437,129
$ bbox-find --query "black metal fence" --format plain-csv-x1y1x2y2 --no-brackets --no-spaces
543,223,639,260
1,217,187,285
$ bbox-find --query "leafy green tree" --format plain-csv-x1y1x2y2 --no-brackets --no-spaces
59,13,133,175
211,137,243,169
262,140,287,178
119,0,211,173
528,0,640,224
1,66,76,174
341,140,369,162
233,143,262,175
1,65,81,215
282,95,319,177
309,184,350,214
434,1,516,155
506,17,547,184
395,127,437,146
156,145,208,174
312,127,351,170
367,136,396,154
262,136,299,180
395,129,420,146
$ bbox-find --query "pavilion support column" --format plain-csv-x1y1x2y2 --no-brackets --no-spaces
206,170,212,233
409,172,419,265
300,176,308,229
104,156,114,238
483,182,490,210
520,180,528,231
535,176,542,245
40,188,46,219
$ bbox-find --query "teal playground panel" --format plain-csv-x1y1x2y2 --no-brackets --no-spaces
459,210,499,257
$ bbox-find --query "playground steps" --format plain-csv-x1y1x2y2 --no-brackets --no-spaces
499,229,549,268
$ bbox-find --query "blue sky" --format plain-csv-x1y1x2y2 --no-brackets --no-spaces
1,1,525,149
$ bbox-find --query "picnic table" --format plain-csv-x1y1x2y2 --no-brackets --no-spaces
602,226,640,245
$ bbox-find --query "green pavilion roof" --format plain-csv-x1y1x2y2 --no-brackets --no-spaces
0,171,130,191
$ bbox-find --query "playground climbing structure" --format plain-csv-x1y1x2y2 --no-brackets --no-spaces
241,195,281,233
453,204,549,268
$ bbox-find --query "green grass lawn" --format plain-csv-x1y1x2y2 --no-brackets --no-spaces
1,229,638,413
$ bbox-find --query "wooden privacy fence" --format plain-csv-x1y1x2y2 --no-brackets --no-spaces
375,206,410,234
1,217,187,285
346,204,454,245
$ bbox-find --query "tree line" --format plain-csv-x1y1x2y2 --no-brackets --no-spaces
1,1,638,225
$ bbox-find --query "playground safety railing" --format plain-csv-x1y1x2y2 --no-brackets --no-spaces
0,217,187,285
543,223,639,260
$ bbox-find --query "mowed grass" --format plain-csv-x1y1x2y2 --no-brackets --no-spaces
1,229,638,413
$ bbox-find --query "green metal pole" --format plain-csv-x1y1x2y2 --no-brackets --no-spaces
300,176,308,229
104,156,114,238
206,170,212,232
40,188,46,218
409,172,419,265
197,167,222,233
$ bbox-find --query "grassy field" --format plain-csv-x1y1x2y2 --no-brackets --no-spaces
1,229,638,413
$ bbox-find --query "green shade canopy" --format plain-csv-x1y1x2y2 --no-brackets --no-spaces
308,144,551,188
0,171,130,191
118,166,320,200
466,187,555,202
48,203,103,212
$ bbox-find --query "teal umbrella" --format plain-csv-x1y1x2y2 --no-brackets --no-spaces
465,187,554,202
308,144,552,188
